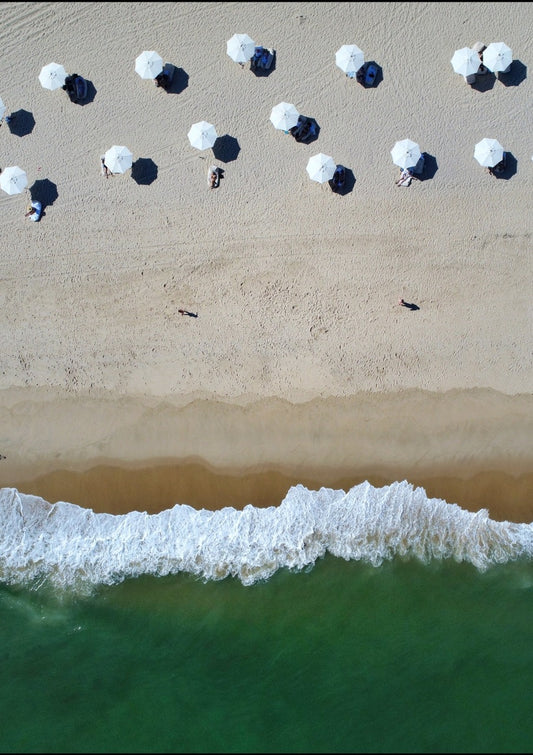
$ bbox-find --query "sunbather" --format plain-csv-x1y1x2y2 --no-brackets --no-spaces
208,166,220,189
488,159,505,175
155,72,169,89
396,169,412,187
101,157,112,178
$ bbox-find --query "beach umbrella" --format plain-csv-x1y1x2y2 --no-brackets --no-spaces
104,145,133,174
270,102,300,132
391,139,421,169
335,44,365,75
227,33,256,64
135,50,164,79
39,62,67,90
482,42,512,73
188,121,217,150
450,47,480,77
0,165,28,195
0,97,6,121
306,153,336,184
474,138,504,168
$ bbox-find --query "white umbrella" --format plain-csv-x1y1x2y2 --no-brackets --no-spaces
227,33,256,64
135,50,164,79
450,47,480,77
270,102,300,131
474,138,504,168
104,145,133,174
391,139,421,169
335,44,365,75
482,42,512,73
0,166,28,195
188,121,217,150
0,97,6,121
306,153,336,184
39,62,67,90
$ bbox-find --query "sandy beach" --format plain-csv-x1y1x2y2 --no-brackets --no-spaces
0,2,532,520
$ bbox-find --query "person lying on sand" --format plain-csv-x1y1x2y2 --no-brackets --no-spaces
101,157,113,178
396,169,412,187
208,166,220,189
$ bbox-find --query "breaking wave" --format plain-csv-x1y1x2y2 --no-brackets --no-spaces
1,482,532,591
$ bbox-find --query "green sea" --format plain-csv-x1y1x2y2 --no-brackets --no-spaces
1,484,533,753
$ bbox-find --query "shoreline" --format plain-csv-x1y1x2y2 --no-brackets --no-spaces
10,460,533,525
2,386,532,522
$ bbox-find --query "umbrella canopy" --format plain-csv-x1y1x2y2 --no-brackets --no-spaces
135,50,164,79
227,33,256,64
39,62,67,90
474,138,504,168
391,139,421,169
188,121,217,150
306,153,336,184
104,145,133,174
270,102,300,131
450,47,480,77
482,42,512,72
0,166,28,195
335,44,365,75
0,97,6,121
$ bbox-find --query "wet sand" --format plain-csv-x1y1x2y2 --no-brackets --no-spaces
2,388,532,522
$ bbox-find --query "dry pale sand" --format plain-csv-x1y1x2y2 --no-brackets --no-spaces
0,2,532,519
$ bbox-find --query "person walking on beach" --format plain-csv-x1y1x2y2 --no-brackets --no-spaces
399,298,419,310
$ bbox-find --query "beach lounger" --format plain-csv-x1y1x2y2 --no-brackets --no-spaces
364,63,377,86
250,46,274,71
355,62,377,87
290,115,317,143
63,73,88,102
330,165,346,192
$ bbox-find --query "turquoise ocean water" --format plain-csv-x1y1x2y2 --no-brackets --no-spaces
1,483,533,753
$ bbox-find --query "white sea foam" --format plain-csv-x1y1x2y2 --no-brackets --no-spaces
1,482,532,590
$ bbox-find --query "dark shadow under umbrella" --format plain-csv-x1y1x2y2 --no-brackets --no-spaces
212,135,240,163
29,178,59,211
131,158,158,185
5,109,36,137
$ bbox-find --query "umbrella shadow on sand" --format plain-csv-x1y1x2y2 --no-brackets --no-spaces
471,73,497,92
497,60,526,88
328,167,356,196
131,158,158,185
492,151,517,180
416,152,438,181
29,178,58,217
166,66,189,94
212,135,240,163
6,109,36,137
71,79,97,105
